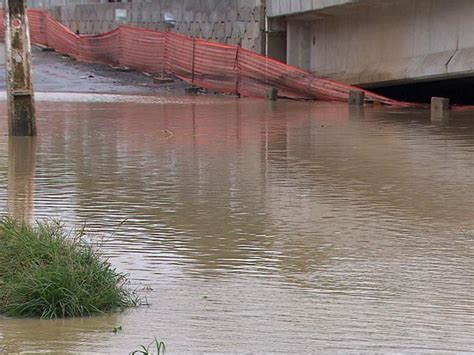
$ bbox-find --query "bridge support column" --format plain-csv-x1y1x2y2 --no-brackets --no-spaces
4,0,36,136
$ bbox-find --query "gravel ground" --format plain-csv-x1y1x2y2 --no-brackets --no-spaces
0,45,189,95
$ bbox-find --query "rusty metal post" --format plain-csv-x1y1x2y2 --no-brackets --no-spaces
4,0,36,136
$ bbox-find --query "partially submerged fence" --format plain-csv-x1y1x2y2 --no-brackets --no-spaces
1,10,413,106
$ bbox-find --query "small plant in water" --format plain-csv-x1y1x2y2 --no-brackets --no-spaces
112,325,123,334
131,338,166,355
0,217,137,318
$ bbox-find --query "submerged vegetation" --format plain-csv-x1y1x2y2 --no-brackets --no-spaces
131,338,166,355
0,218,137,318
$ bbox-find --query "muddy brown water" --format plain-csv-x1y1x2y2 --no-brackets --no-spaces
0,95,473,353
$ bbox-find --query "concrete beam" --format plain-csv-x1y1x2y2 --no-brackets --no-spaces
267,0,358,17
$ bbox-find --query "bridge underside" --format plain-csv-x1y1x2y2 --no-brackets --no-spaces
267,0,474,101
368,76,474,105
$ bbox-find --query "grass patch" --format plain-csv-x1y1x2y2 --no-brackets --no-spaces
0,217,137,318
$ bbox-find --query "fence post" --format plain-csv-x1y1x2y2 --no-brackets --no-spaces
162,31,166,78
234,39,241,96
117,26,123,67
191,38,195,84
4,0,37,136
161,28,169,79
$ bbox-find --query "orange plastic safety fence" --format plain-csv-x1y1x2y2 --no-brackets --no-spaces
0,10,416,106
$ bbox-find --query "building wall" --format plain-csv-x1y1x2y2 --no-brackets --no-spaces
284,0,474,86
45,0,265,53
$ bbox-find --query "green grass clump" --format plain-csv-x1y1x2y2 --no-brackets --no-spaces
0,217,136,318
131,338,166,355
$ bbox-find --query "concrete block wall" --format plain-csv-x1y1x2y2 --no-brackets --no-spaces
47,0,265,54
27,0,101,8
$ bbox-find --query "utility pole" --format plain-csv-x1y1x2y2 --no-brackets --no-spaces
4,0,36,136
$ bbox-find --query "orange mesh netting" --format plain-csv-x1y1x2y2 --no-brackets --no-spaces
1,9,416,106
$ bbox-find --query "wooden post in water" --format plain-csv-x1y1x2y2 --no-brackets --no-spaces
4,0,36,136
267,87,278,101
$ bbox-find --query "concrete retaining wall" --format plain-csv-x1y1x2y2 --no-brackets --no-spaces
285,0,474,86
47,0,265,54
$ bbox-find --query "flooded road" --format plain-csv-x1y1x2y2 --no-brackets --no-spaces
0,96,473,353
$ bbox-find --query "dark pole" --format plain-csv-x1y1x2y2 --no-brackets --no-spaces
4,0,36,136
191,38,195,84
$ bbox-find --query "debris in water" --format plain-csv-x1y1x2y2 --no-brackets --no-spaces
112,325,123,334
163,129,174,138
153,76,175,84
34,44,54,52
185,86,200,94
113,66,133,72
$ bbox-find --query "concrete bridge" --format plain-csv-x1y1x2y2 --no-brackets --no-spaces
267,0,474,89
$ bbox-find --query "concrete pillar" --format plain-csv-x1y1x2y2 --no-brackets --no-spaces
4,0,36,136
267,17,287,62
431,97,449,121
349,90,365,106
287,20,310,71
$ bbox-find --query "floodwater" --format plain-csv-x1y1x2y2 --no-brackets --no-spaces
0,96,473,353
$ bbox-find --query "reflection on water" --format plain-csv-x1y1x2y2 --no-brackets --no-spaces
0,98,473,353
8,137,36,222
